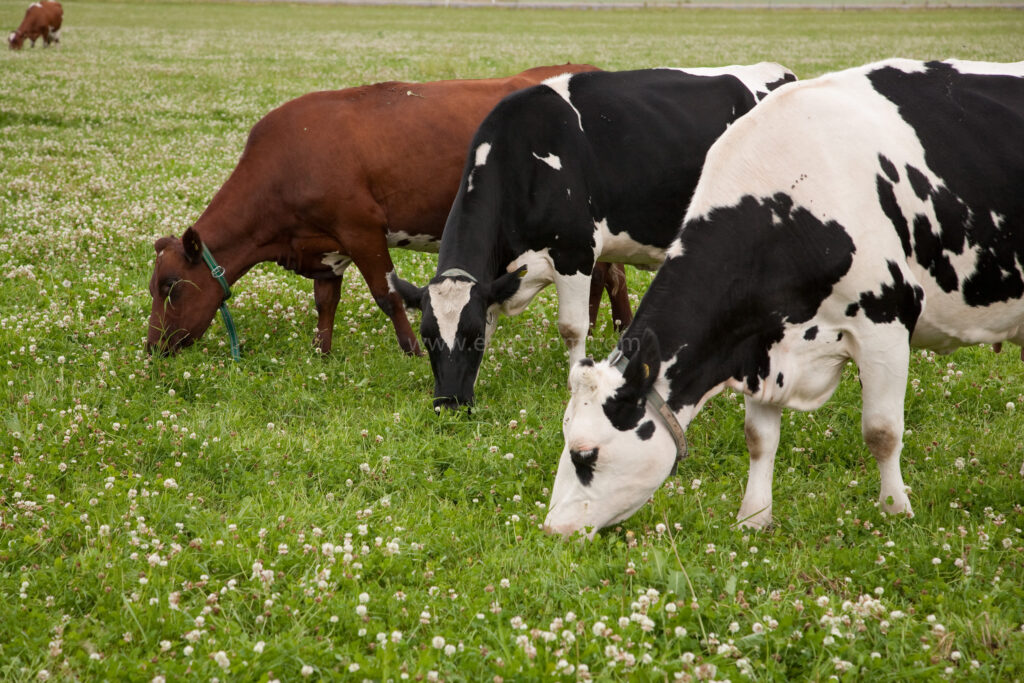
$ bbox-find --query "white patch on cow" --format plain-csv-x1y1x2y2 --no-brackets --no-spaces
594,218,666,266
542,73,584,131
665,237,685,260
321,252,352,277
427,278,474,351
385,269,396,294
466,142,492,193
659,62,796,100
947,59,1024,77
30,2,42,8
474,142,491,166
385,230,440,253
532,152,562,170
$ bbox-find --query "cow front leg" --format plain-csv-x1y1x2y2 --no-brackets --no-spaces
313,277,342,354
737,398,782,530
554,271,594,372
347,240,421,356
858,346,913,517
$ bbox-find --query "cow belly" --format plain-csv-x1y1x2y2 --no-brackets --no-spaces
595,220,666,267
911,289,1024,352
386,230,441,253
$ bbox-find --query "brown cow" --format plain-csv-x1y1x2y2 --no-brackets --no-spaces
147,64,634,358
8,1,62,50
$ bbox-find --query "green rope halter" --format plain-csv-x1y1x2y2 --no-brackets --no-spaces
199,243,241,361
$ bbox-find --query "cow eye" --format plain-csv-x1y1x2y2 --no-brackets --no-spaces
161,277,182,299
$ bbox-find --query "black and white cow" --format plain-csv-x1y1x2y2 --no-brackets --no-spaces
544,58,1024,538
392,64,797,410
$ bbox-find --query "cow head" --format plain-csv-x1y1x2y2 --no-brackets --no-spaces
392,267,526,411
9,31,24,49
544,330,681,539
147,227,224,355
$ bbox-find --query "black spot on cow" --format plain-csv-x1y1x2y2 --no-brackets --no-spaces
635,420,655,440
396,239,411,247
578,358,595,367
869,62,1024,307
878,154,899,183
836,331,843,341
912,214,959,292
623,192,856,409
905,164,932,200
845,303,860,317
570,448,598,486
876,175,912,257
804,326,819,340
776,372,784,387
856,260,924,334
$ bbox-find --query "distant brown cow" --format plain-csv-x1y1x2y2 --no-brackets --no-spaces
147,64,634,358
8,0,62,50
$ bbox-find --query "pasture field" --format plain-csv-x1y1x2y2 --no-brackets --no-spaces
2,2,1024,680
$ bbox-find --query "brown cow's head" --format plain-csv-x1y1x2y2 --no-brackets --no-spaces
9,31,25,49
147,227,225,355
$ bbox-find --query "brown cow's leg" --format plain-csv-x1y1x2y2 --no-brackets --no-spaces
605,263,633,332
313,277,342,354
587,263,608,333
346,238,422,356
588,263,633,335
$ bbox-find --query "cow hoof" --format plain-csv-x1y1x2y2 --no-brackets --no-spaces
879,493,913,518
735,508,772,531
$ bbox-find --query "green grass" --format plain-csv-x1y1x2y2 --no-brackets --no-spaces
2,1,1024,680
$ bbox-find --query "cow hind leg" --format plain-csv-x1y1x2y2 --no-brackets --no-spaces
737,398,782,530
587,264,607,333
857,344,913,517
313,277,343,354
605,263,633,332
554,271,594,373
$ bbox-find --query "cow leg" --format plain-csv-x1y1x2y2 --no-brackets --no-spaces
858,345,913,517
736,398,782,530
346,239,421,356
313,277,342,354
605,263,633,332
554,271,594,371
587,264,607,333
588,263,633,334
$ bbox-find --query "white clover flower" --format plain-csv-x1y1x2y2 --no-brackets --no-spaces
592,621,607,636
301,665,314,677
431,636,446,649
213,651,230,669
254,641,265,654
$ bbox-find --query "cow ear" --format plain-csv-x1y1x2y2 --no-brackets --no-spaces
181,227,202,264
489,265,527,305
154,236,176,255
389,272,426,310
621,328,660,395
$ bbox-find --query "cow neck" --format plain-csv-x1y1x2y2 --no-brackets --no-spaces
434,192,514,285
190,221,266,288
621,269,745,416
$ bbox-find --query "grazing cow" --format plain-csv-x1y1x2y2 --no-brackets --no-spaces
392,64,796,410
145,64,633,358
543,59,1024,539
8,0,61,49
